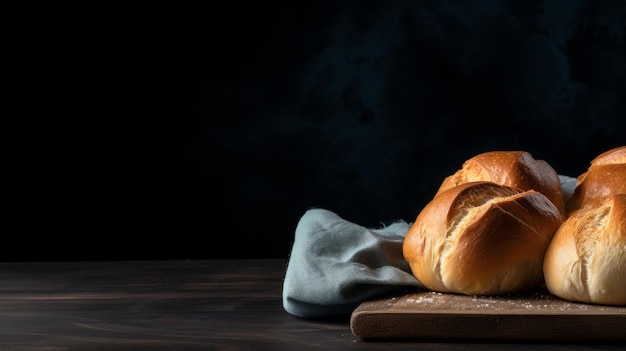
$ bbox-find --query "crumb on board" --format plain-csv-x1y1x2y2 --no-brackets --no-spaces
395,290,610,311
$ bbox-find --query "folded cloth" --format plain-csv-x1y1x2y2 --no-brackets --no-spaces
282,208,422,318
559,174,578,203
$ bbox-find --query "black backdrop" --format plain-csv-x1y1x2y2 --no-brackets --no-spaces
7,1,626,261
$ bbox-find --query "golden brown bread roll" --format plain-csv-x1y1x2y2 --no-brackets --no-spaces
403,181,563,296
565,146,626,213
543,194,626,306
437,151,565,217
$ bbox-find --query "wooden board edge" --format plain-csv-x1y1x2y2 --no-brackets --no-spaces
350,310,626,341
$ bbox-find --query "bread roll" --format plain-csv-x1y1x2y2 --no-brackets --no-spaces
543,194,626,306
565,146,626,213
403,181,563,296
437,151,565,216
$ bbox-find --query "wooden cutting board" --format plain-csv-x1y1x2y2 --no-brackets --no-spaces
350,288,626,341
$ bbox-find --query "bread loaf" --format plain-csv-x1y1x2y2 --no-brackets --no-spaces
565,146,626,213
437,151,565,216
403,181,563,296
543,194,626,306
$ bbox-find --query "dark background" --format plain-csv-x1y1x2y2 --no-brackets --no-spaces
6,1,626,261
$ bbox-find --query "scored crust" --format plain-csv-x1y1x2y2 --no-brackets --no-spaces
543,194,626,306
403,181,563,295
437,151,565,217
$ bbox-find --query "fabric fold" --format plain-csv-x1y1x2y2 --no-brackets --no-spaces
282,208,422,318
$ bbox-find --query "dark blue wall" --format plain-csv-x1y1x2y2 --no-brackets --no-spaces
8,1,626,260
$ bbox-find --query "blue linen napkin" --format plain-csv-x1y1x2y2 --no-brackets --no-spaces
283,175,578,318
282,208,422,318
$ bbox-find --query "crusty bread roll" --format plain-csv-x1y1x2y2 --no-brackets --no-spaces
403,181,563,296
565,146,626,213
437,151,565,217
543,194,626,306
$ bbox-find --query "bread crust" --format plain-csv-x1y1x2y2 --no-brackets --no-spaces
565,146,626,213
589,146,626,166
566,164,626,213
403,182,563,295
437,151,565,216
543,194,626,306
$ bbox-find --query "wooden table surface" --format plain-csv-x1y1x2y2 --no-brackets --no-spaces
0,259,623,350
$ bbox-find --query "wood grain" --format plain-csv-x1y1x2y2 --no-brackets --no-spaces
1,260,624,350
351,289,626,341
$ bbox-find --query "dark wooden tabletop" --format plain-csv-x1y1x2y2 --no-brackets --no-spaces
0,259,622,350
